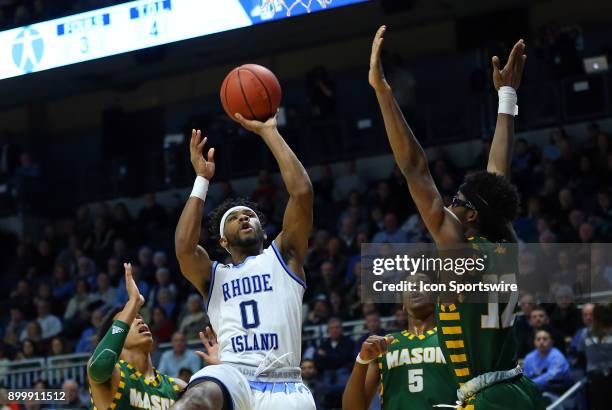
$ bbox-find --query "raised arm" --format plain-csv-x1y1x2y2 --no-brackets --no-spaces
487,39,526,177
369,26,462,245
342,335,392,410
235,114,313,282
175,130,215,296
88,264,143,409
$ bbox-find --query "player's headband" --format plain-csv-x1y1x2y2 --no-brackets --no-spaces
219,206,257,238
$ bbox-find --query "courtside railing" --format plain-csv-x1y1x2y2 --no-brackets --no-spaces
0,317,396,388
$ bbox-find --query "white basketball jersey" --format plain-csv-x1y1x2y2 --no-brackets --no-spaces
206,241,305,369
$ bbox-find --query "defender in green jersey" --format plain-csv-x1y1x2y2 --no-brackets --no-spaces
343,274,457,410
369,25,543,409
88,264,186,410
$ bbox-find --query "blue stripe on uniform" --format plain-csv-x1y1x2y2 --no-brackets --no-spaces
206,261,219,310
271,240,307,289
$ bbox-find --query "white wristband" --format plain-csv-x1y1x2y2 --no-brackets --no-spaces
498,86,518,116
356,353,374,365
190,176,209,201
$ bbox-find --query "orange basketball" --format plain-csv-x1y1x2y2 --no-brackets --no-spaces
220,64,282,122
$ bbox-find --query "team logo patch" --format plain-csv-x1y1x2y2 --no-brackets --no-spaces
112,325,125,335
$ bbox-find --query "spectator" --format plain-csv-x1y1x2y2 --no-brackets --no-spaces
137,245,156,282
75,308,104,353
16,339,39,360
51,264,75,301
155,288,176,320
568,303,594,365
333,161,362,201
9,280,35,319
137,193,168,235
391,307,408,332
157,331,201,377
517,306,565,358
372,213,408,243
550,286,582,344
314,318,354,408
355,311,387,353
578,303,612,410
305,296,330,327
3,307,27,346
301,359,326,410
148,267,177,308
49,336,66,356
34,300,62,340
153,250,168,270
62,379,88,409
178,368,193,385
93,272,117,308
178,294,207,340
63,279,99,322
20,321,43,345
314,261,341,296
523,329,571,400
150,307,175,343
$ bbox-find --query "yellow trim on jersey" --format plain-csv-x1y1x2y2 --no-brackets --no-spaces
450,354,467,363
442,326,462,334
455,368,470,377
445,340,465,349
439,312,460,321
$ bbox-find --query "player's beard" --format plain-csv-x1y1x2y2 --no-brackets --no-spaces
231,227,265,250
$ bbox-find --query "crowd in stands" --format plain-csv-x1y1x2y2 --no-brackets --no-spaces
0,119,611,409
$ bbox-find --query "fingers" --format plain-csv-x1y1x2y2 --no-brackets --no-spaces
207,147,215,164
124,262,132,277
197,135,207,153
371,25,386,64
506,39,525,69
205,326,217,344
491,56,500,73
195,351,210,361
198,331,208,347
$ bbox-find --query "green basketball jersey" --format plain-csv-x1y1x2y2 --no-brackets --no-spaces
90,359,181,410
436,236,519,386
378,327,457,410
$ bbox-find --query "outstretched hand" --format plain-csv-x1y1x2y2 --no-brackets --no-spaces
369,25,391,92
492,39,527,91
190,129,215,179
124,263,144,307
195,326,220,365
234,113,277,136
359,334,395,362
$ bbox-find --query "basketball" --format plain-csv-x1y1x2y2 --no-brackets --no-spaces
220,64,282,122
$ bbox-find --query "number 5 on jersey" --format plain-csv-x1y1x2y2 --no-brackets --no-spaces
408,368,423,392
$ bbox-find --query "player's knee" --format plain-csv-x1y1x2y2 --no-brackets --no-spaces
173,381,225,410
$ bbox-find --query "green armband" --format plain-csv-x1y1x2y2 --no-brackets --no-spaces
88,320,130,383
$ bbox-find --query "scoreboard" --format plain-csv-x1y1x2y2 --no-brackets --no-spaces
0,0,368,81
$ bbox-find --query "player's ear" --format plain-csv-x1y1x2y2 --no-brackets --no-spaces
466,209,478,223
219,236,228,249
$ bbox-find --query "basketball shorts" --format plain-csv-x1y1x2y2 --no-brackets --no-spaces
189,363,316,410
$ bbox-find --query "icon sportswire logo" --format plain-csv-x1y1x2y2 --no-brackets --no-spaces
111,325,125,335
12,27,44,74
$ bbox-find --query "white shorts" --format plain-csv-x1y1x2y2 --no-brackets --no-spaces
189,364,316,410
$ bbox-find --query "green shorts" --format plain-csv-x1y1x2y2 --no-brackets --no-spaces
459,376,546,410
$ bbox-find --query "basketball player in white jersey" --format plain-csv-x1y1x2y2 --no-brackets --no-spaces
173,112,315,410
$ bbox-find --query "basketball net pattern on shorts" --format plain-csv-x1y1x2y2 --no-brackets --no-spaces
260,0,333,17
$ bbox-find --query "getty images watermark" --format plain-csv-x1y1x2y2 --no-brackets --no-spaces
360,243,612,304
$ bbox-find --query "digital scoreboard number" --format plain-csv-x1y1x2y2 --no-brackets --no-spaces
129,0,173,46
